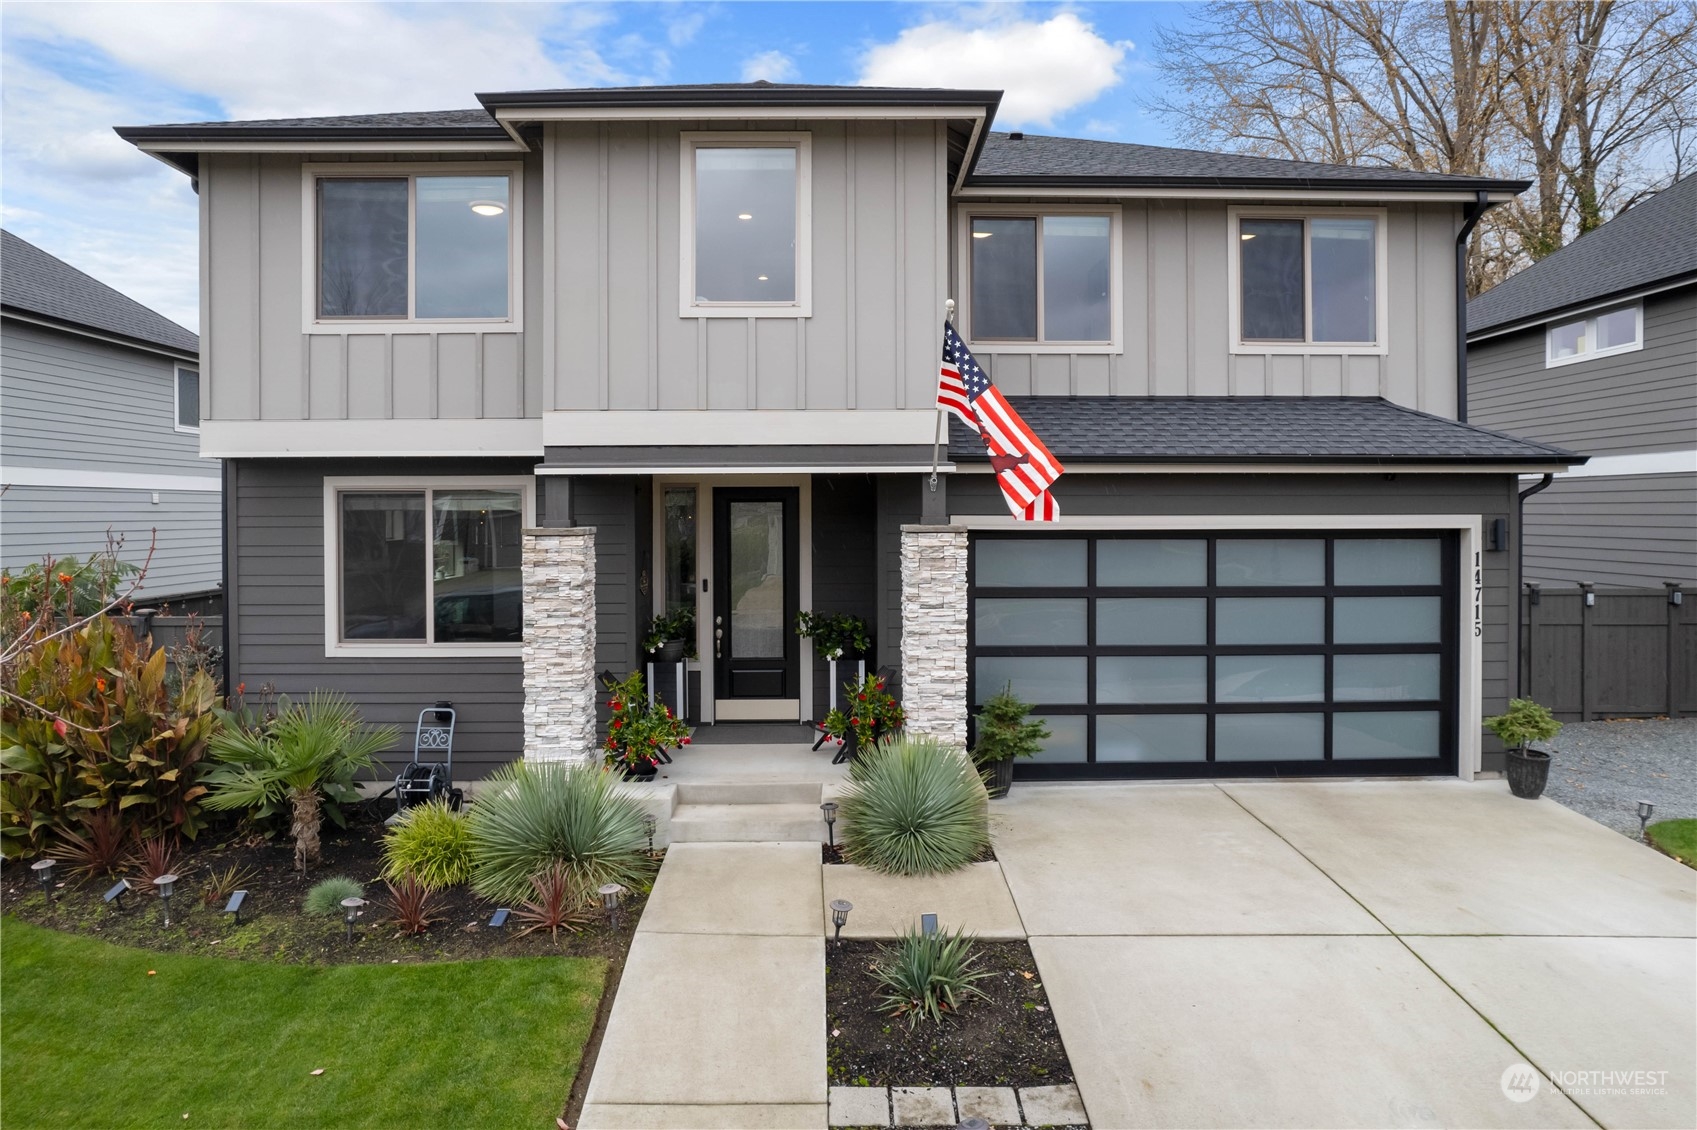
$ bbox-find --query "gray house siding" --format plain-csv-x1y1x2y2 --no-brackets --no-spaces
809,473,879,709
1,487,221,601
1521,473,1697,586
570,476,642,679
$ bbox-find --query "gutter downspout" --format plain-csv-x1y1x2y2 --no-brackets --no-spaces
1456,189,1492,422
1515,472,1555,697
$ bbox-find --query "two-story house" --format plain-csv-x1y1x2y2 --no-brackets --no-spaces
117,82,1580,781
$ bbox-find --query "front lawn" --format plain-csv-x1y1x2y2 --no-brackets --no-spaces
1,919,605,1129
1647,818,1697,867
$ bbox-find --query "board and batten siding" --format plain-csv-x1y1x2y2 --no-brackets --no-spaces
200,152,544,423
957,200,1462,415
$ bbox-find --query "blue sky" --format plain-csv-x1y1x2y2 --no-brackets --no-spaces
1,2,1188,332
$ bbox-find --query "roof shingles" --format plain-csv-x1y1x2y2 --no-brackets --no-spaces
1,230,198,355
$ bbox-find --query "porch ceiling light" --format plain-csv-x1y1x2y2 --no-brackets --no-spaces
757,275,769,281
468,200,506,217
971,230,992,239
1240,232,1257,240
1637,800,1656,839
738,212,753,220
829,898,852,942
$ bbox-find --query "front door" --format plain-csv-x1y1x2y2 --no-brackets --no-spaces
713,488,800,717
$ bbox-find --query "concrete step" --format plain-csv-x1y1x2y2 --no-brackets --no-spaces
675,781,824,807
668,802,826,843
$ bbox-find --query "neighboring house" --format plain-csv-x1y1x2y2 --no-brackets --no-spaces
1,230,221,603
117,82,1580,781
1467,175,1697,587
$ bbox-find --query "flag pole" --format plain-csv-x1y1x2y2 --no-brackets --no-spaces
930,298,954,491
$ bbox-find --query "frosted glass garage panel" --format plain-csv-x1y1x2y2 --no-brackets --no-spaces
976,657,1087,705
1216,598,1324,644
1334,597,1442,644
1334,712,1441,759
1097,540,1206,586
1028,715,1088,763
1334,654,1441,701
1097,598,1206,646
976,599,1087,647
1334,538,1442,585
1098,657,1207,704
1216,539,1324,586
1097,714,1207,762
1216,655,1325,702
976,540,1086,587
1216,713,1324,761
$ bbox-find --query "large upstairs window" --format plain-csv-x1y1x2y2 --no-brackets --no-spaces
1231,208,1385,352
962,208,1119,350
680,133,812,317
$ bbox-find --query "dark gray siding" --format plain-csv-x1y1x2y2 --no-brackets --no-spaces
876,475,924,682
571,476,642,679
1522,472,1697,586
809,474,879,708
1,486,221,600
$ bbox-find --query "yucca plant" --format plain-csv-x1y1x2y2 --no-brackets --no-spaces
838,736,989,876
514,863,598,939
303,875,362,916
872,926,990,1027
466,762,655,905
385,872,440,935
381,799,473,890
202,691,397,871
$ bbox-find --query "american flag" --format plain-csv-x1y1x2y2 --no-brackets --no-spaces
938,321,1064,521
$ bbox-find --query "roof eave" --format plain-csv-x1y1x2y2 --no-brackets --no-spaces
1467,271,1697,340
114,124,511,144
963,174,1532,194
476,86,1004,111
2,304,199,361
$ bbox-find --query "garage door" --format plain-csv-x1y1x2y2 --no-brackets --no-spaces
968,532,1458,778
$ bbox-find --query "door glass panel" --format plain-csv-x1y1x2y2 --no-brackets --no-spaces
415,175,510,319
1334,711,1441,759
1334,597,1442,643
976,657,1087,704
1216,655,1324,702
976,539,1087,587
1334,538,1441,585
1097,714,1207,762
1239,218,1304,341
1310,217,1376,343
1043,215,1111,341
1216,597,1324,644
340,492,426,640
431,490,523,643
1097,539,1206,586
1027,715,1088,762
1098,657,1207,704
1216,539,1324,586
663,488,697,617
976,599,1087,646
1097,598,1206,645
1334,654,1440,701
695,147,797,302
971,217,1038,339
728,500,784,658
1216,713,1324,760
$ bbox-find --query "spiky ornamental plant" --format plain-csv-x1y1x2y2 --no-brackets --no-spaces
872,926,991,1027
380,798,474,889
303,875,362,916
838,736,990,876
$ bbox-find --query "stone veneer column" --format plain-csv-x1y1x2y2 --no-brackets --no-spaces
900,524,970,750
522,526,597,765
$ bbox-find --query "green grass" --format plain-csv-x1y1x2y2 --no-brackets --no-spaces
0,919,605,1129
1647,818,1697,867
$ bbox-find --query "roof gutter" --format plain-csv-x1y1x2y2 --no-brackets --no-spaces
1455,189,1493,422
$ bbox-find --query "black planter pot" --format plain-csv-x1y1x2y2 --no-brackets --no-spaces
832,723,885,765
1505,746,1553,799
981,757,1014,799
656,639,687,663
623,760,659,782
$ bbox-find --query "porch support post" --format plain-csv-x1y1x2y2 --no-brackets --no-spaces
522,526,598,765
900,524,970,750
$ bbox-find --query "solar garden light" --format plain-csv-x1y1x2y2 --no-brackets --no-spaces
1637,801,1656,840
341,896,366,942
599,883,625,930
31,858,56,903
154,873,179,927
820,801,839,849
829,899,853,943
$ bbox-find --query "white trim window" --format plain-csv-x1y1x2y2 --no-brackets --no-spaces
1545,302,1643,368
959,205,1121,352
323,476,534,657
301,162,523,333
1228,207,1388,354
679,132,812,318
174,365,200,433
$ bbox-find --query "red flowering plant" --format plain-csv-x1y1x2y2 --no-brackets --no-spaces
832,672,903,751
601,670,691,772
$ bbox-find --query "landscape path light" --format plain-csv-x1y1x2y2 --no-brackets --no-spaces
820,801,839,849
341,896,366,942
829,898,853,943
31,858,56,903
154,873,179,927
599,883,625,930
1637,800,1656,840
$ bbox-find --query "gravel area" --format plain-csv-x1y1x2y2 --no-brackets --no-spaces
1540,717,1697,836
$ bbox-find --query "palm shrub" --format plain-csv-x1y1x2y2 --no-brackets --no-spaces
838,736,989,876
381,798,474,889
467,762,655,905
303,875,362,916
202,691,397,872
872,926,990,1027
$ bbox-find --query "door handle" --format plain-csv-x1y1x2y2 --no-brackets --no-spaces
714,623,723,659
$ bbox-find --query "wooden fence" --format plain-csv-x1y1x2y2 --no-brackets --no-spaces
1520,584,1695,721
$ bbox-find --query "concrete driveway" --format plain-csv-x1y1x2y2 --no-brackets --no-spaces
993,780,1696,1130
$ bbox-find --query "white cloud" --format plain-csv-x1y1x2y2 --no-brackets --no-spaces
858,12,1129,127
741,49,797,84
668,9,708,47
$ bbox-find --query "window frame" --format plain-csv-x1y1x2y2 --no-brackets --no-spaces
1544,301,1644,368
678,132,813,319
956,204,1123,354
321,475,535,658
1226,206,1389,355
173,365,200,434
300,162,524,334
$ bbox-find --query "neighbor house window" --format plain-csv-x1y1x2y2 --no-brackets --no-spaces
311,166,518,326
174,366,200,432
1545,303,1642,367
968,212,1115,344
1233,210,1383,348
680,133,812,317
326,478,531,655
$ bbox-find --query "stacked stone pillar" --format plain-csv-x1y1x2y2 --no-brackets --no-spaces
899,524,970,750
521,526,597,765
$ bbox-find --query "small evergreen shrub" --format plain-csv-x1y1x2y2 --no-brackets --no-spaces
839,736,989,876
872,926,990,1027
1483,698,1562,754
381,799,473,889
971,683,1050,764
303,876,362,916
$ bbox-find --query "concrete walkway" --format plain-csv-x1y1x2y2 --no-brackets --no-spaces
994,780,1697,1130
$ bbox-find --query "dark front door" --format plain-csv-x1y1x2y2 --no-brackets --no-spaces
713,488,800,702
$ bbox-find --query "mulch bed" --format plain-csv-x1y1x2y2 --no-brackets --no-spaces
822,844,997,865
826,939,1073,1088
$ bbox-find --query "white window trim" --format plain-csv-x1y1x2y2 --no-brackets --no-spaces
300,162,524,335
1544,302,1644,368
954,203,1123,354
173,365,200,434
678,132,813,319
322,475,535,658
1226,205,1389,356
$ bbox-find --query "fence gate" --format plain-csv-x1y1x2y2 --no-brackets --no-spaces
1520,584,1694,721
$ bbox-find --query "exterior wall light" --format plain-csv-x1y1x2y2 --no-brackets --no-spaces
829,898,853,943
599,883,625,930
820,801,839,849
155,873,179,926
341,896,367,941
31,858,56,903
1637,800,1656,840
1668,584,1684,607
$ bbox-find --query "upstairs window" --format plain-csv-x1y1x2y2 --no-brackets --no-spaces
680,133,812,317
310,166,518,328
1232,210,1384,350
967,212,1115,346
1545,303,1642,367
174,366,200,432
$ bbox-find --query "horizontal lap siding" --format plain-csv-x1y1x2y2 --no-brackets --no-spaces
1522,473,1697,586
0,486,221,598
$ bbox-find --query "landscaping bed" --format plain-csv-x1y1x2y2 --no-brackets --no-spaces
825,939,1073,1088
823,843,996,865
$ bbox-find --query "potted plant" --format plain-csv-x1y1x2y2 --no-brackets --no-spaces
970,683,1049,798
1484,698,1562,799
833,672,904,760
642,607,696,664
602,671,691,781
794,610,871,662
